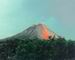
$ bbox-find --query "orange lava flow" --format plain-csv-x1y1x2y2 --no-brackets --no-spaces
42,28,50,40
40,25,50,40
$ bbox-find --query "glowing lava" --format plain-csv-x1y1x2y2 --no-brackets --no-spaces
37,24,54,40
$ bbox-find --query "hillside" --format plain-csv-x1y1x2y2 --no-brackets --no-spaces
0,38,75,60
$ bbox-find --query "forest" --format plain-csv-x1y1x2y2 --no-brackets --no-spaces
0,37,75,60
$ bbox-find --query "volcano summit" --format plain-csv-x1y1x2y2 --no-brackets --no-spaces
13,24,59,40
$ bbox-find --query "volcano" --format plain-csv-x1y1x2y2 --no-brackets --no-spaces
13,24,59,40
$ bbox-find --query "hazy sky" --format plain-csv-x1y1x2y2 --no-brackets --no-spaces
0,0,75,40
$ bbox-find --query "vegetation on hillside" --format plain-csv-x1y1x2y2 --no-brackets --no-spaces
0,37,75,60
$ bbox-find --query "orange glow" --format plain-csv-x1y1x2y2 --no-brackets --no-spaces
37,24,54,40
41,27,50,40
38,24,50,40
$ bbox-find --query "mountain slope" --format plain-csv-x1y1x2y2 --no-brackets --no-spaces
13,24,59,40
